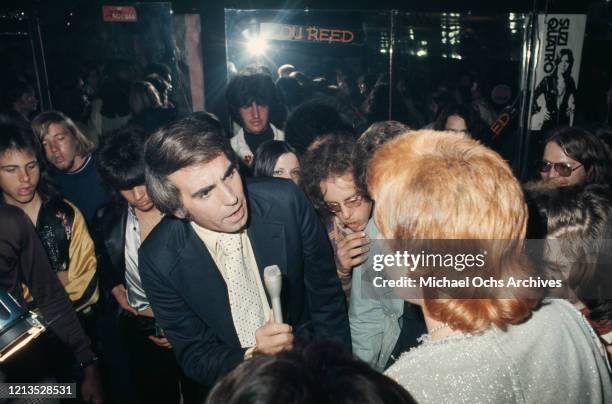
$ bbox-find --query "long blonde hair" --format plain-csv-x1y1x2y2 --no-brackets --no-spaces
32,110,95,156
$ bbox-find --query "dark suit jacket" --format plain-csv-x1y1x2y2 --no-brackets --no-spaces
139,178,350,387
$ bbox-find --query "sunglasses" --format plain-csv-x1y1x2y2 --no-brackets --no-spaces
324,194,364,213
536,160,583,177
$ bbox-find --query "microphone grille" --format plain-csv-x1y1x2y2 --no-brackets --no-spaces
264,265,281,279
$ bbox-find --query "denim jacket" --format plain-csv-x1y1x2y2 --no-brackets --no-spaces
349,219,404,371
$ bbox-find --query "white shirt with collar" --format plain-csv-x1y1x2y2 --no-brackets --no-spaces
190,222,271,325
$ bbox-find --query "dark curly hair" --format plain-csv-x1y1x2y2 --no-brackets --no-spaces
300,135,356,221
96,125,148,193
354,121,410,197
284,100,354,155
545,126,612,185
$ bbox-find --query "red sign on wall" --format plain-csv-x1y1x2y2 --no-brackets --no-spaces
103,6,138,22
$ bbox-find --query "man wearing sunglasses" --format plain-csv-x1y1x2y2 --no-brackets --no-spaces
301,129,426,372
301,137,373,298
538,133,587,187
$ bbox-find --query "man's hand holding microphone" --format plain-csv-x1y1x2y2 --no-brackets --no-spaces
251,265,293,356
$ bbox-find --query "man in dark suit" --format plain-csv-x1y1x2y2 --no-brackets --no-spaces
93,126,204,403
139,113,350,388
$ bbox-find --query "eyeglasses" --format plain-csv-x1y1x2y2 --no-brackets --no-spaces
324,194,364,213
536,160,583,177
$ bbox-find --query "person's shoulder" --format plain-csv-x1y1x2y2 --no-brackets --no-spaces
93,201,125,223
42,197,74,217
501,299,602,359
57,197,76,212
365,218,378,238
529,299,588,333
230,128,243,142
271,123,285,138
140,215,191,256
83,154,99,173
246,177,302,204
0,204,30,229
384,337,478,393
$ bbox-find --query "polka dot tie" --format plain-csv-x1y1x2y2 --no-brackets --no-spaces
217,233,265,347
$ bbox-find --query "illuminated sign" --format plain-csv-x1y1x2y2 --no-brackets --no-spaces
260,23,359,44
490,112,512,138
102,6,138,22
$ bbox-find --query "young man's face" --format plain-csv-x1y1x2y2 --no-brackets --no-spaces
239,101,270,134
120,185,155,212
168,154,248,233
40,122,80,172
320,172,372,233
540,141,586,186
0,148,40,206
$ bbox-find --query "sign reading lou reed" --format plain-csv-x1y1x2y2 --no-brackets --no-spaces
529,14,586,132
260,23,360,44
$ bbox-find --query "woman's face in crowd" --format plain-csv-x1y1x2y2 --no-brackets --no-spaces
0,148,40,205
445,115,467,133
320,173,372,233
541,141,586,186
273,152,300,184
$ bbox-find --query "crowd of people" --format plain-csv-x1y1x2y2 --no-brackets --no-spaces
0,59,611,404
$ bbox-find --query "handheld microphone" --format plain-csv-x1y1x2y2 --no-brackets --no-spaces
263,265,283,323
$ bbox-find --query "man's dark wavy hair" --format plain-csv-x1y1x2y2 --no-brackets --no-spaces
300,135,356,221
285,100,354,155
545,126,612,185
96,125,148,193
225,70,286,129
206,340,416,404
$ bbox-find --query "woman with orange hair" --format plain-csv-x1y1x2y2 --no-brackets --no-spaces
368,130,611,403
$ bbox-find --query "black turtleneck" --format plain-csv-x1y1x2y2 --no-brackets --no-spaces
244,125,274,153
